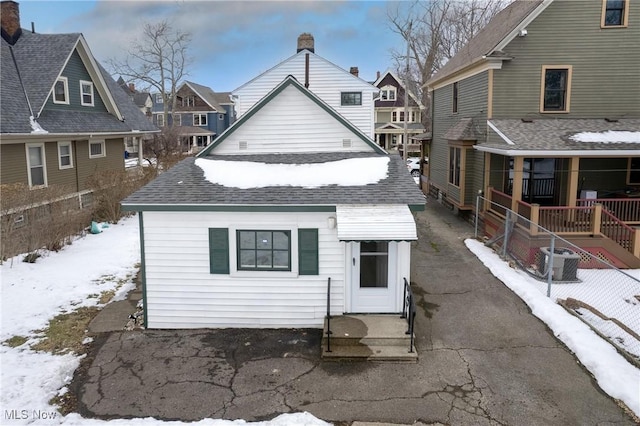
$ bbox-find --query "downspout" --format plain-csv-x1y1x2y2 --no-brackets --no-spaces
305,53,309,88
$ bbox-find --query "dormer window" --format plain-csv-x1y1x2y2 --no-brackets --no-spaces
80,81,94,106
380,86,396,101
182,95,195,107
601,0,628,27
53,77,69,104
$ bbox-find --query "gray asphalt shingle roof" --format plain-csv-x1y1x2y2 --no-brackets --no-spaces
428,0,543,86
482,118,640,152
1,29,157,134
184,81,226,112
444,118,480,141
122,152,425,208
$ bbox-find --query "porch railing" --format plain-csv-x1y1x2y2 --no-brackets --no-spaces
507,177,555,198
325,277,332,353
601,210,638,253
400,277,416,354
577,198,640,224
487,187,640,258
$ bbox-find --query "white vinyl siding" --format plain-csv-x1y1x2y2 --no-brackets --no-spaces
142,211,345,329
214,85,374,154
233,52,377,138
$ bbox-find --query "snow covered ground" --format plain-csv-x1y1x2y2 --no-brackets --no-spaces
466,239,640,417
0,216,329,426
1,215,638,423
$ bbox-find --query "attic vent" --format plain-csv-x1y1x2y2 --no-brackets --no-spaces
342,138,352,148
604,117,619,123
239,141,248,150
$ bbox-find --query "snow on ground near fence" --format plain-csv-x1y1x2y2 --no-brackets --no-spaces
0,215,329,425
466,239,640,417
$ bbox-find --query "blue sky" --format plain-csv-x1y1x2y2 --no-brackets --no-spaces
18,0,406,92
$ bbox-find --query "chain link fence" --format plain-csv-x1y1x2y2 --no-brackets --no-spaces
475,195,640,364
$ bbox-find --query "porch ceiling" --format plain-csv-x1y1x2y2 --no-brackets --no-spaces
478,118,640,156
336,204,417,241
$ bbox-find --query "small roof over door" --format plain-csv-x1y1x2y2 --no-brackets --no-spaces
336,204,417,241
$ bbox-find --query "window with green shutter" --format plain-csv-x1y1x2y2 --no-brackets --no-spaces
298,228,319,275
209,228,229,274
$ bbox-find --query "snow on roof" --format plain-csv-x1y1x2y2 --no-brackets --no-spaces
569,131,640,143
195,157,390,189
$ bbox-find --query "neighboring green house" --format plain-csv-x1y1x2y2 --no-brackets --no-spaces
0,1,157,195
426,0,640,266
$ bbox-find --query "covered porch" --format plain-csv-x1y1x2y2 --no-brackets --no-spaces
478,119,640,267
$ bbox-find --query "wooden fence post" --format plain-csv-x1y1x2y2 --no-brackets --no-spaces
592,204,602,235
530,204,540,236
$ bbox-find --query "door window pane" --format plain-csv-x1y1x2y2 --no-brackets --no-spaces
360,241,388,288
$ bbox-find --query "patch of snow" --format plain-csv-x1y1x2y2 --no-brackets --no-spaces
1,217,140,341
195,157,389,189
29,116,48,134
466,239,640,417
569,131,640,143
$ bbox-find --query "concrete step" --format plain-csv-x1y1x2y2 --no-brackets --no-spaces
322,344,418,362
321,314,417,362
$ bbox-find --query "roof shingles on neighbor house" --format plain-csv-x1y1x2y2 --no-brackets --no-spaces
0,15,156,135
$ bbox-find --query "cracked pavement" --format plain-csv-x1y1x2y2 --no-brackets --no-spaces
71,201,636,425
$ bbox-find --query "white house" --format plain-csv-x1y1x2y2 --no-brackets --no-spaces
232,33,378,139
122,76,425,329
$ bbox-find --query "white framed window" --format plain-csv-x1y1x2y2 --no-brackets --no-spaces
182,95,195,107
155,93,164,104
80,80,94,106
218,114,224,120
89,140,106,159
392,110,405,122
156,114,165,127
380,85,397,101
194,114,207,126
57,141,73,169
53,77,69,104
173,113,181,126
26,143,47,187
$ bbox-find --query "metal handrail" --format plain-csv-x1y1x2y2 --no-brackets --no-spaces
325,277,332,353
401,278,416,353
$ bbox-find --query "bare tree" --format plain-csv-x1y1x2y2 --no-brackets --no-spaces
388,0,508,129
108,21,192,126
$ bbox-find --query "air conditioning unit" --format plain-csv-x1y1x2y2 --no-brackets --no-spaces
537,247,580,282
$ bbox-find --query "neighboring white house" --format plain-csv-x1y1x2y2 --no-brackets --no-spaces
232,33,378,139
122,76,425,329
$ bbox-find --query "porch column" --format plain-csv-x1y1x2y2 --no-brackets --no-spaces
567,156,580,207
511,157,524,211
483,152,491,203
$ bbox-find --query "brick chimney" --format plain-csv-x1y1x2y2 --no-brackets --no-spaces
350,67,359,77
1,1,22,45
129,83,135,93
376,70,381,80
297,33,314,53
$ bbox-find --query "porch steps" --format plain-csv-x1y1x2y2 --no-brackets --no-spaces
321,314,417,362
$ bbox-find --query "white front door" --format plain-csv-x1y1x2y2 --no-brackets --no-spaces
350,241,397,313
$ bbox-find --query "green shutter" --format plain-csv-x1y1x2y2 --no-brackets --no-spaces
209,228,229,274
298,228,319,275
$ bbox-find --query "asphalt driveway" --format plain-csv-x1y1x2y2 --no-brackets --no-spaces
70,200,635,425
